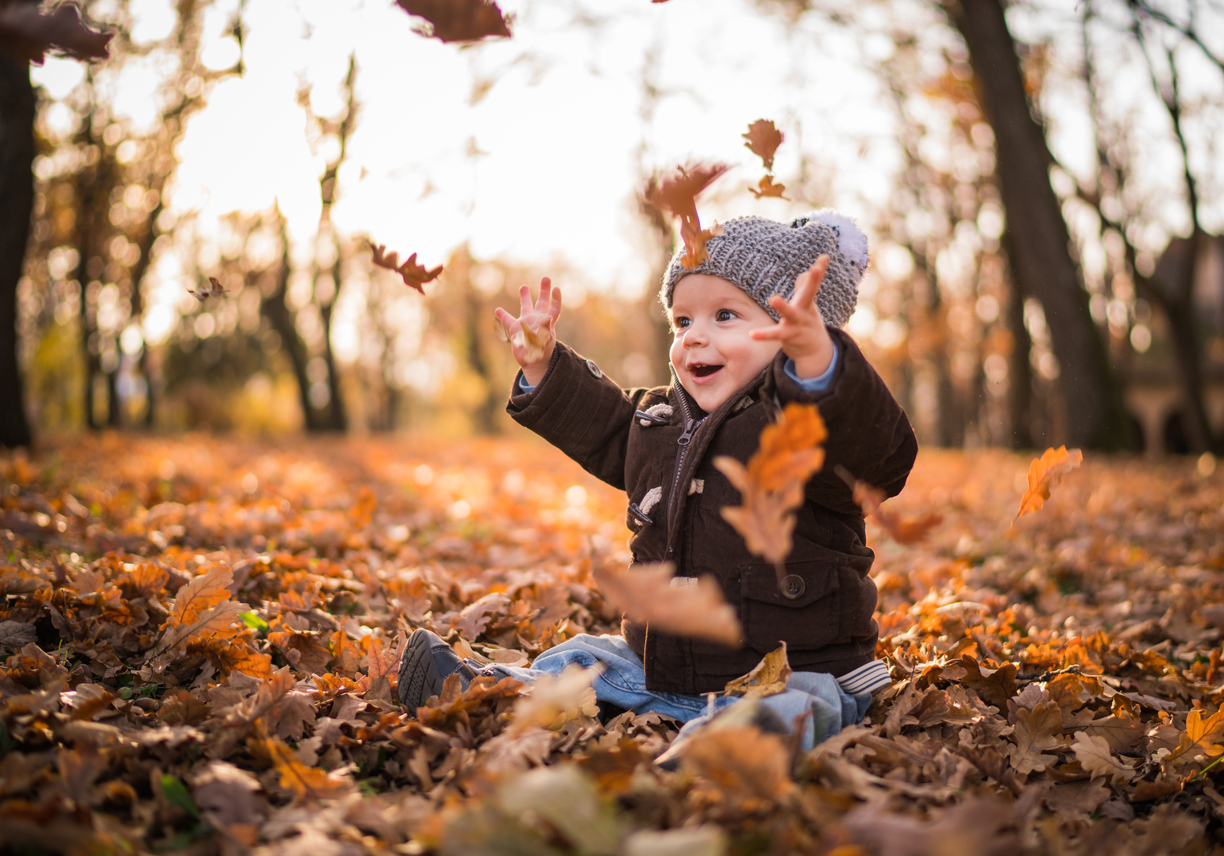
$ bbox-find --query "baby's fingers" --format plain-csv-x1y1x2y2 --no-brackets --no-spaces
793,255,828,307
518,284,534,315
534,277,553,312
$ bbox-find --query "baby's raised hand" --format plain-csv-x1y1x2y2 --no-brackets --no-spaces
750,255,836,379
494,277,562,387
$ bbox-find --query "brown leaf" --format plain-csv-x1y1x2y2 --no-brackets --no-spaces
395,0,512,43
166,564,234,629
508,664,599,734
1166,706,1224,766
0,3,112,65
1070,731,1137,783
1015,446,1083,521
716,403,826,569
749,174,788,200
958,655,1018,710
370,242,443,293
0,620,36,653
679,725,794,802
724,643,791,699
263,737,354,802
593,562,742,647
1007,701,1063,775
191,762,263,827
742,119,784,171
188,276,226,302
645,163,729,271
840,469,943,545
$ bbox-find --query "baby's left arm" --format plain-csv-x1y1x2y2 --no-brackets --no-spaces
750,255,836,379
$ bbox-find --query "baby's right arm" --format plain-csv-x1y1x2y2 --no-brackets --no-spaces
494,278,562,387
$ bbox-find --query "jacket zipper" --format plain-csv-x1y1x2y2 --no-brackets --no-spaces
666,376,703,557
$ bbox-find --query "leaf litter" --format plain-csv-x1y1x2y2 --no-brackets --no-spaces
3,435,1224,853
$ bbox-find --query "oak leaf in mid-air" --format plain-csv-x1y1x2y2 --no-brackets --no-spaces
395,0,512,43
370,242,443,294
836,465,942,544
715,403,827,580
0,3,112,65
593,562,742,647
1015,446,1083,521
645,163,729,270
493,314,549,365
742,119,784,171
724,643,791,699
188,277,226,302
749,175,787,200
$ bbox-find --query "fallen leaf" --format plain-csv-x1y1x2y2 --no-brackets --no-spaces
1070,731,1137,783
395,0,512,43
370,242,443,293
724,642,791,699
742,119,784,171
593,562,743,646
1015,446,1083,521
1007,701,1063,775
1166,706,1224,766
263,736,354,802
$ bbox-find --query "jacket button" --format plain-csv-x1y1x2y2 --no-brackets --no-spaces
781,574,805,600
585,359,602,378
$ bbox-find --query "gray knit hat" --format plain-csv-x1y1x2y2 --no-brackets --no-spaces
660,209,868,329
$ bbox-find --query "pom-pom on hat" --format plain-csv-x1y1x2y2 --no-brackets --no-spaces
660,209,868,329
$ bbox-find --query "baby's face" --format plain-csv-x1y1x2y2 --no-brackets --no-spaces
669,274,781,413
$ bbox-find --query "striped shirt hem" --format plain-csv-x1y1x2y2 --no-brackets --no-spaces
837,660,893,695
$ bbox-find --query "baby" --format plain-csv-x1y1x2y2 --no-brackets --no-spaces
399,212,917,752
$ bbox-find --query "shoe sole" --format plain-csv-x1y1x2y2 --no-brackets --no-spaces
398,630,444,711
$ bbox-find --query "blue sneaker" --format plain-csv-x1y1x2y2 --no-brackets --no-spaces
397,629,477,712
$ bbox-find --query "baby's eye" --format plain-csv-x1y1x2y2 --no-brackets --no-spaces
673,316,691,329
716,309,737,322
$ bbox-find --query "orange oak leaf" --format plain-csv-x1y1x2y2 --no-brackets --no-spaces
742,119,784,171
1070,731,1137,783
166,565,234,629
749,175,788,200
715,403,826,572
370,242,443,293
645,163,729,271
188,277,226,302
395,0,512,43
724,643,791,699
0,3,112,65
593,562,743,647
1166,706,1224,766
836,466,943,544
263,737,354,802
1015,446,1083,521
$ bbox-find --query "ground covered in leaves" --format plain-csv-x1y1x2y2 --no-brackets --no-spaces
3,433,1224,855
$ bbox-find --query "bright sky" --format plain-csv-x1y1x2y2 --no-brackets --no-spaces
34,0,899,303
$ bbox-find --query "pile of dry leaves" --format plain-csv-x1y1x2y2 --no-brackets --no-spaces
2,433,1224,855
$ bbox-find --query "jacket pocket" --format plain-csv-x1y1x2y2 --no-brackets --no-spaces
739,559,842,654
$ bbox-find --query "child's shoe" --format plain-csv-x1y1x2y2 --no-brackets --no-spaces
397,629,477,712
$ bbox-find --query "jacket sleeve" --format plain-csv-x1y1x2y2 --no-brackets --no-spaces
506,342,645,491
762,328,918,515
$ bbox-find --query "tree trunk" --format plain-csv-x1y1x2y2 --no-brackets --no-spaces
0,52,34,448
263,211,321,431
949,0,1130,449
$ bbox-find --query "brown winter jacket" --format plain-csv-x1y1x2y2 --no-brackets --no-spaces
507,329,917,695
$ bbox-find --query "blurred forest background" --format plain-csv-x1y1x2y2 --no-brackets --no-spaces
1,0,1222,454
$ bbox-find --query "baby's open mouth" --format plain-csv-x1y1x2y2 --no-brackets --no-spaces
690,364,723,378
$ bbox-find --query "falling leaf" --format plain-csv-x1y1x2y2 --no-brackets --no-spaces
508,664,599,734
715,403,826,573
0,3,112,65
724,642,791,699
395,0,512,43
1015,446,1083,521
742,119,784,170
749,174,788,199
645,163,729,272
187,277,226,302
1070,732,1137,783
679,726,794,802
262,737,354,802
593,562,743,647
494,315,549,364
370,241,443,293
836,466,943,544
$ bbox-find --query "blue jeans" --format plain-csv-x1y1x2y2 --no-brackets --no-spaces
477,633,871,751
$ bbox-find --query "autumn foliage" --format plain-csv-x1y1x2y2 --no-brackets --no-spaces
4,433,1224,852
